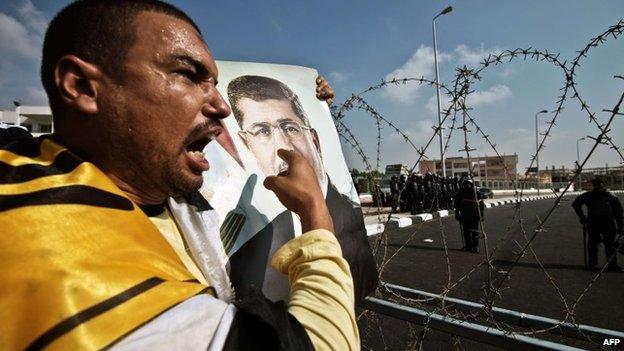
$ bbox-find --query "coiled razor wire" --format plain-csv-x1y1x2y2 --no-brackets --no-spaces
332,20,624,350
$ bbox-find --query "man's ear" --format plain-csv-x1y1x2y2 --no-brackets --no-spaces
311,128,322,155
54,55,102,115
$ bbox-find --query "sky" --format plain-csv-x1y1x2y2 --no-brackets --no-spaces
1,0,622,173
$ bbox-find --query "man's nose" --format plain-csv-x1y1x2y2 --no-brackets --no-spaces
201,87,231,120
273,128,292,150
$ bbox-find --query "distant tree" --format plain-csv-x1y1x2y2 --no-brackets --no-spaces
369,170,382,178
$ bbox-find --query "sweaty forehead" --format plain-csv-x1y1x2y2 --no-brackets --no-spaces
129,11,216,73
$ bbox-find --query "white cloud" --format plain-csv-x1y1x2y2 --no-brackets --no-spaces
424,84,511,113
384,119,437,164
0,12,40,58
18,0,47,34
25,86,48,105
454,44,502,67
389,119,437,150
499,66,516,78
329,71,351,84
401,119,436,142
0,1,47,61
466,84,512,106
382,45,451,104
382,44,505,105
0,2,47,107
426,94,452,113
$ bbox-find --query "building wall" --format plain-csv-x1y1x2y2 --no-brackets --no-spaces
0,105,53,136
418,155,518,180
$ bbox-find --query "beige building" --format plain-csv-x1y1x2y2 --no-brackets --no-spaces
419,154,518,181
0,105,53,136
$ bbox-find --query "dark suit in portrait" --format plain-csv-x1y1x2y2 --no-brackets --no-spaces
229,178,378,302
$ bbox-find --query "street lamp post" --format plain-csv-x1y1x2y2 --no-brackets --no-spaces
433,5,453,177
535,109,548,195
576,137,585,191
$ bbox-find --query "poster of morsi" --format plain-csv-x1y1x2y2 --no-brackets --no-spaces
200,61,375,301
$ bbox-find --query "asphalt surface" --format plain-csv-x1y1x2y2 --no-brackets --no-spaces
359,195,624,350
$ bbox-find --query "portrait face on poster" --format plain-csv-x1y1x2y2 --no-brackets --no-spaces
227,75,326,186
201,61,376,302
202,61,360,253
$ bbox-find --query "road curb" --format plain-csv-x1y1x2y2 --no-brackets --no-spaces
362,191,618,236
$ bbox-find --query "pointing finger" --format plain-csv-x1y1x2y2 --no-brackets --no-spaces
276,149,295,164
263,175,279,191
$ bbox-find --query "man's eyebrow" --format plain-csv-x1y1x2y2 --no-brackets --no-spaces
250,121,271,127
171,54,218,83
277,117,298,124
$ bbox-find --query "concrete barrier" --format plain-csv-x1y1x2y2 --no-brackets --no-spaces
363,191,593,236
359,193,373,204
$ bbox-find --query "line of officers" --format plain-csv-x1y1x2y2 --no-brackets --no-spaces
389,173,485,253
389,173,464,213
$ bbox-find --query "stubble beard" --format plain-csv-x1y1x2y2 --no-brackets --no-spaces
162,158,204,197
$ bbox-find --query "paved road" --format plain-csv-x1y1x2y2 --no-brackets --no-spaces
359,195,624,350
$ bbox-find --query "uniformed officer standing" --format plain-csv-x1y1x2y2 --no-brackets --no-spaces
439,177,448,209
572,178,623,272
454,179,485,253
445,177,453,210
447,176,455,210
451,175,460,210
432,174,440,211
390,175,399,206
424,173,433,211
398,174,407,212
406,173,418,215
416,174,425,213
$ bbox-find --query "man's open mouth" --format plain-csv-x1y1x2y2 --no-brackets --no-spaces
184,134,214,173
186,136,211,155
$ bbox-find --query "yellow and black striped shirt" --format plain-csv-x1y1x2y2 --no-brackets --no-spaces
0,137,208,350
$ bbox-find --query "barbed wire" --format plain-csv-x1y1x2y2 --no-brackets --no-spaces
333,19,624,349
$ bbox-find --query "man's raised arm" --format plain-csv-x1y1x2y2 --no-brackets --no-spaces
264,149,359,351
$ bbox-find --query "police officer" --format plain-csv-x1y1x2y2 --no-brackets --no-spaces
432,174,439,209
424,173,434,211
407,173,419,215
398,174,407,212
390,175,399,206
440,177,447,210
451,175,460,211
572,178,623,272
416,174,425,213
454,179,485,253
446,176,454,210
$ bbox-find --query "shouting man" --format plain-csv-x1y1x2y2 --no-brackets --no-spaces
0,1,359,350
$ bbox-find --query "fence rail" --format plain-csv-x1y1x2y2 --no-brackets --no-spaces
381,282,624,343
361,297,586,351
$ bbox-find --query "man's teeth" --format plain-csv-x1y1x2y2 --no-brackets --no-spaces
187,150,205,158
